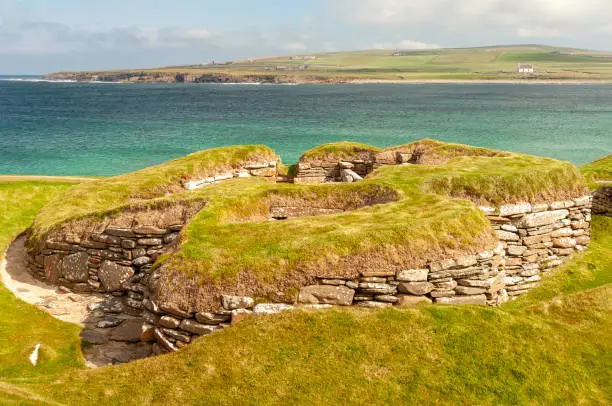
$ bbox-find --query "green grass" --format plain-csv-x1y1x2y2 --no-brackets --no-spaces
46,45,612,82
29,144,277,239
581,154,612,189
300,141,382,162
0,181,85,381
0,178,610,405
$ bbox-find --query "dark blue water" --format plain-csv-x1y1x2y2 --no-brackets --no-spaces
1,80,610,176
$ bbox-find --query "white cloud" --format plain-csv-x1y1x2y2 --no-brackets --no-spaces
370,39,440,50
336,0,612,39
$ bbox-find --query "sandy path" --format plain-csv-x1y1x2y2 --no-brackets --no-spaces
0,237,102,326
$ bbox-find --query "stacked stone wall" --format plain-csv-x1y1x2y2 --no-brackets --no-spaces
592,185,611,216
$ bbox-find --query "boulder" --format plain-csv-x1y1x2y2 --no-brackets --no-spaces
110,319,144,343
99,261,134,292
298,285,355,306
60,252,89,282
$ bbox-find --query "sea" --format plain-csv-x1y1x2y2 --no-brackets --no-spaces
1,76,611,176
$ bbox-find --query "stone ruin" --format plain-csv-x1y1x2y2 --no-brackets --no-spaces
21,145,596,364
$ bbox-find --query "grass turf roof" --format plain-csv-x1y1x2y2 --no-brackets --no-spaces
27,140,588,310
581,153,612,189
299,141,382,163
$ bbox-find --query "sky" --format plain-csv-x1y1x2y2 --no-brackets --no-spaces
1,0,611,74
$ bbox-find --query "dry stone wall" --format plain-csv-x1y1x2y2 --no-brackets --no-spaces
294,150,418,184
592,185,611,216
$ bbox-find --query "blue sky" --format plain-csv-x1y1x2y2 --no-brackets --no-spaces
1,0,611,74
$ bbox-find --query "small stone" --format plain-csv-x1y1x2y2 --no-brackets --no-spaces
497,230,520,241
133,226,167,235
253,303,295,315
434,295,487,305
159,315,181,329
373,295,399,303
320,279,346,286
141,323,156,342
358,283,397,295
454,286,487,295
430,289,455,298
429,259,456,272
433,279,457,290
96,317,125,329
179,319,215,335
396,295,432,307
154,328,178,352
507,245,527,257
221,295,255,310
121,240,137,249
499,203,532,216
137,238,163,246
98,261,134,292
298,285,355,306
195,312,231,325
163,233,179,244
518,210,569,228
396,269,428,282
553,237,576,249
132,256,151,267
398,282,434,296
160,303,193,319
501,224,518,232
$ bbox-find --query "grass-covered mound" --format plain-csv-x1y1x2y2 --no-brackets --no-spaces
29,145,278,240
26,140,588,311
581,154,612,189
299,141,382,164
1,179,610,405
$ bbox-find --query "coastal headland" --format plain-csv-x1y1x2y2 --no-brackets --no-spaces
44,45,612,84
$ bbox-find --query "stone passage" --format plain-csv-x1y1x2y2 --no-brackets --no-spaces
592,185,611,216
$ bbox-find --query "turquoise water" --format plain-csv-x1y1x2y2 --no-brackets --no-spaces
0,80,610,176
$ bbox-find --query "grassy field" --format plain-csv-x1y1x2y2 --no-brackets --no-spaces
0,172,610,404
0,180,85,401
46,45,612,83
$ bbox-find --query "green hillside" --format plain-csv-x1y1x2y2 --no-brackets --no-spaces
47,45,612,82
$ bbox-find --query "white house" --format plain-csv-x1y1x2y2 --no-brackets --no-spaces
517,64,535,73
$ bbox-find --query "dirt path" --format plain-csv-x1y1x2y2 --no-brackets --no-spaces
1,237,153,367
0,237,101,325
